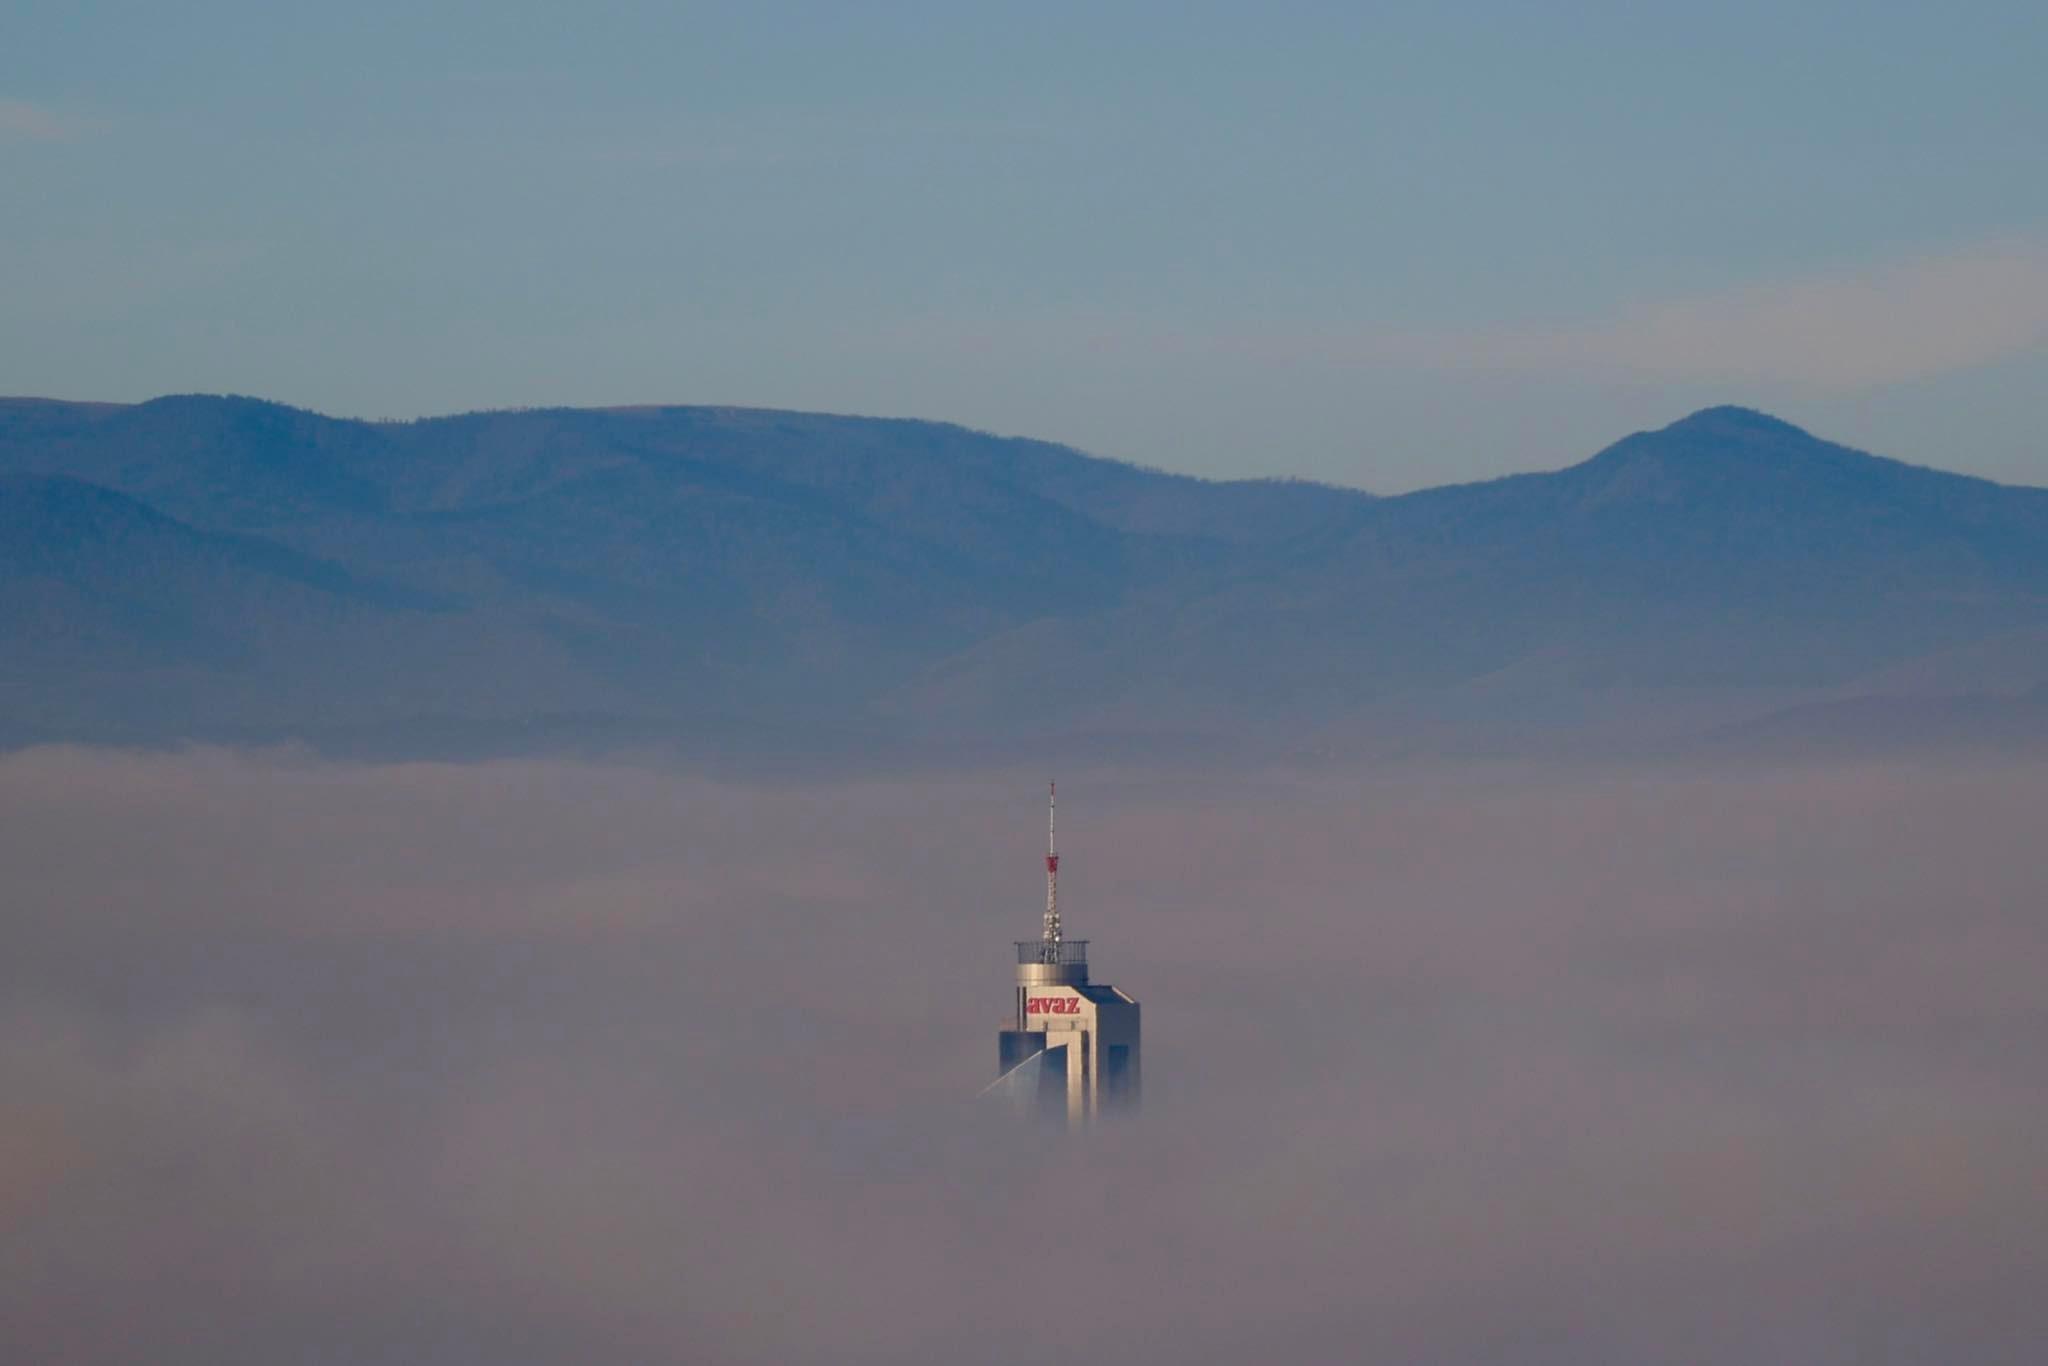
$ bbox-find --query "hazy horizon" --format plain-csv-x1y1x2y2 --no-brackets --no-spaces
12,393,2048,500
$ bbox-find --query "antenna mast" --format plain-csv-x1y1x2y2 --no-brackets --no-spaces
1042,780,1061,946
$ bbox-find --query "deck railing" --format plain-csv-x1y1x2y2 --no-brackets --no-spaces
1015,939,1089,967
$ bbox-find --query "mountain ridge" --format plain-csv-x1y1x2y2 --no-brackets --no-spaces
3,395,2044,757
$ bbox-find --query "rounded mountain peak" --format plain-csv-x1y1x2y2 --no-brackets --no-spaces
1660,405,1815,440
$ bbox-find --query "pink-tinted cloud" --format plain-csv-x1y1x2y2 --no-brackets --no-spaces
875,239,2048,397
0,98,87,143
1474,238,2048,389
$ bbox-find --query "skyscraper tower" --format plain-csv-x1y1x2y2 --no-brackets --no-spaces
988,783,1141,1123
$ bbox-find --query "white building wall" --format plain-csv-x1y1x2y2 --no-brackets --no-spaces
1015,984,1140,1124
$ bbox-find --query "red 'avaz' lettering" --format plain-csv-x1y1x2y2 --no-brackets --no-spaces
1026,997,1081,1015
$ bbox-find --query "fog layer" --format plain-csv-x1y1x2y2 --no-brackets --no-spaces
4,748,2044,1364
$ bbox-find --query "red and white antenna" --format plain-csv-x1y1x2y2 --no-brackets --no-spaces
1042,780,1061,946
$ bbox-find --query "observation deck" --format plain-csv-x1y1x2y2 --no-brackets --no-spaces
1014,938,1089,987
1015,940,1088,967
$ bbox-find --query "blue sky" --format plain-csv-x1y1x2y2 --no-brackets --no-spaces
5,1,2046,490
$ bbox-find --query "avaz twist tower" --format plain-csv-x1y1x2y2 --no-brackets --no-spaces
989,783,1141,1123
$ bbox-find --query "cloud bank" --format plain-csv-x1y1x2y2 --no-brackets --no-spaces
3,748,2044,1363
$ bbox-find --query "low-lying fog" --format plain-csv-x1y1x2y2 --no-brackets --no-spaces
4,747,2043,1364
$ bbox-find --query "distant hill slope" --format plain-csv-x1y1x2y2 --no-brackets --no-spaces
0,473,380,668
2,396,2043,755
0,473,455,744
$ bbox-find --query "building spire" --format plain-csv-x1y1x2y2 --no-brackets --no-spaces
1042,780,1061,946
